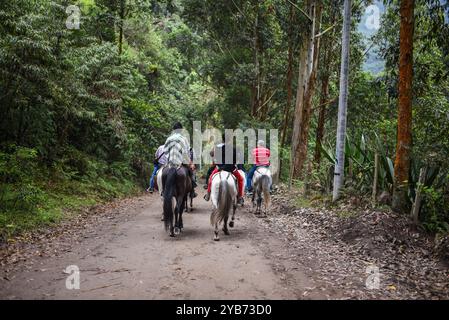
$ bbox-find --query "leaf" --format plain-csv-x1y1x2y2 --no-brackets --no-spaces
320,143,336,164
387,285,397,291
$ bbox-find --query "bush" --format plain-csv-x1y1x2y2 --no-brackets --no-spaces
421,185,449,234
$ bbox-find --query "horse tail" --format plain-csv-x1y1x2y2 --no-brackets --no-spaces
163,167,176,231
211,177,232,226
260,175,271,209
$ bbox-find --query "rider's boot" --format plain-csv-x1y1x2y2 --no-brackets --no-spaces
237,196,244,205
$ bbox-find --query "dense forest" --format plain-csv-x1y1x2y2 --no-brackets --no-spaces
0,0,448,240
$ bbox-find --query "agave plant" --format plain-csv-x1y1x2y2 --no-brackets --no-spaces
320,132,395,194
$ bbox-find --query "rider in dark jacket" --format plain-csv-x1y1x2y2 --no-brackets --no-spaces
204,134,244,205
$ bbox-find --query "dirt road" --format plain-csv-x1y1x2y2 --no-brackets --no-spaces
0,190,328,300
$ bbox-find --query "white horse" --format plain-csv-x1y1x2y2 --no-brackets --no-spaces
252,167,272,215
210,171,237,241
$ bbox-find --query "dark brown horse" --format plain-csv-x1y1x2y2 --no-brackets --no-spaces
161,165,192,237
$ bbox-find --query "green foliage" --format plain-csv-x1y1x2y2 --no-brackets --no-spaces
421,184,449,234
320,133,395,192
0,0,213,238
0,144,140,239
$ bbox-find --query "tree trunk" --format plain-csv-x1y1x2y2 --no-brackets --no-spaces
313,7,336,168
289,33,310,186
332,0,351,201
281,4,295,148
291,1,322,179
118,0,125,55
392,0,414,213
252,9,261,117
313,75,329,166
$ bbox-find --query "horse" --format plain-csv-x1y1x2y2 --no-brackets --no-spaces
209,170,237,241
251,166,272,215
160,165,191,237
158,165,193,214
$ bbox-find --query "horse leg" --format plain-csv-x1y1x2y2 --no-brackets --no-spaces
214,221,220,241
254,190,261,215
251,192,256,212
255,189,263,215
173,203,180,236
229,203,236,228
178,197,186,232
187,194,192,212
179,199,184,230
179,211,183,231
175,196,185,234
263,196,268,216
223,214,230,235
258,195,263,215
169,209,175,237
190,195,193,211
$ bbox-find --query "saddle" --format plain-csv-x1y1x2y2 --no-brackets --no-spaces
212,169,237,184
255,165,270,174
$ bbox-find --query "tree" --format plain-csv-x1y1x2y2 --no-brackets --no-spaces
392,0,415,212
313,3,338,167
280,2,295,148
290,0,322,181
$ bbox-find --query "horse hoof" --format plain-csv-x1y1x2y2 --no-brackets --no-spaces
223,229,230,236
214,237,220,241
169,233,175,237
229,221,234,228
174,227,180,235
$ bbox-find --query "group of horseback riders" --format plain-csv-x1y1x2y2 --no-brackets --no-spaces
151,122,273,238
148,122,272,202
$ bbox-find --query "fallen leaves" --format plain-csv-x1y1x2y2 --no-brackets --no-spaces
255,185,449,299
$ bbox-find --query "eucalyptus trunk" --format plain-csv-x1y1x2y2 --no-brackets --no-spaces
290,0,322,180
281,3,295,148
118,0,125,55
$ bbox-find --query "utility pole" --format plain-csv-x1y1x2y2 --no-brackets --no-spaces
332,0,351,201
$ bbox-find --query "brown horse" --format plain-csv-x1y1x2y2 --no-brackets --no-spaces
161,165,192,237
